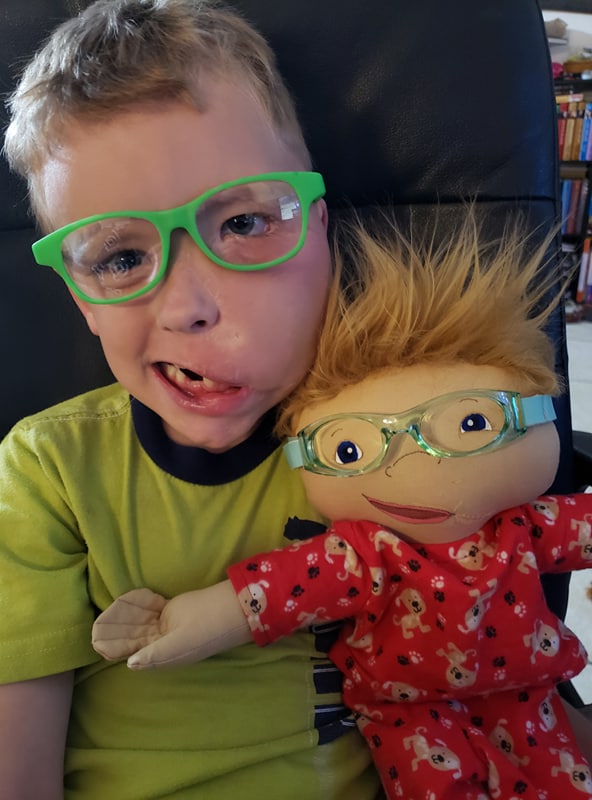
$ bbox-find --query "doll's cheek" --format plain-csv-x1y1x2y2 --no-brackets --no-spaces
298,471,364,521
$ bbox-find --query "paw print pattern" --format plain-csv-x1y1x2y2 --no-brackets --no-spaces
513,602,528,618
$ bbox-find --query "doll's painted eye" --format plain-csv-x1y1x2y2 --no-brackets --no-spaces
335,440,363,464
460,413,492,433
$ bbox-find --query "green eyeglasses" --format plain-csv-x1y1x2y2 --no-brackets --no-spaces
284,390,556,477
32,171,326,305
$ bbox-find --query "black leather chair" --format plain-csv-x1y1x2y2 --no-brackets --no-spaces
1,0,590,699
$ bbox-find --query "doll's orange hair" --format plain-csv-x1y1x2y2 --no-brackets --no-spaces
277,209,565,436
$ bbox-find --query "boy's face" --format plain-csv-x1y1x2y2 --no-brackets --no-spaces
37,82,331,451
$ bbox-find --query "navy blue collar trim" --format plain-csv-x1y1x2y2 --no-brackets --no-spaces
131,398,281,485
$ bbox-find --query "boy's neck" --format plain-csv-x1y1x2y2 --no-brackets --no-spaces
131,399,280,484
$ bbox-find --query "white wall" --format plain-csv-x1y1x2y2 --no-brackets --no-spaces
543,10,592,63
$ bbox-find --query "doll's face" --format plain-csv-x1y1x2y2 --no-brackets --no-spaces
295,362,560,545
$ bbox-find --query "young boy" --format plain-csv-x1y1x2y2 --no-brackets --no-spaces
0,1,380,797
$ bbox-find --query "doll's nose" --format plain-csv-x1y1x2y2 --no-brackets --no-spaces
383,435,434,476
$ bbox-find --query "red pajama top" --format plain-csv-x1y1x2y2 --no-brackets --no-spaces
228,494,592,799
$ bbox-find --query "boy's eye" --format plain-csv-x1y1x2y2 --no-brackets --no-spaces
460,413,492,433
92,249,145,276
335,440,363,465
221,213,269,237
89,249,150,284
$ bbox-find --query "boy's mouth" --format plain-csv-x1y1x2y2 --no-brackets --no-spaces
158,362,239,395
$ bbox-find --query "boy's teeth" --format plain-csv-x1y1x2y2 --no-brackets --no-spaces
162,363,232,392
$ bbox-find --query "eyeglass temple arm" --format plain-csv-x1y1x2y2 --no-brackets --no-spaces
284,437,306,470
521,395,557,427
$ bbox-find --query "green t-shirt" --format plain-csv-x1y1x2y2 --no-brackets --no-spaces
0,384,379,799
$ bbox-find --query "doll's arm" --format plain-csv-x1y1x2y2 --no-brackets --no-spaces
92,581,252,670
528,492,592,572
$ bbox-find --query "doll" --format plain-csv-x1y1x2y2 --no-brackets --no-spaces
93,214,592,800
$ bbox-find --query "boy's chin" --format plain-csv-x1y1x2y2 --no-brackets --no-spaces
161,416,260,452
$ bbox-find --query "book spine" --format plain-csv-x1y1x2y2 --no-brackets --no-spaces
576,178,591,235
576,237,591,303
586,123,592,161
579,103,592,160
563,102,577,162
570,102,586,161
585,244,592,304
558,102,569,160
566,179,583,236
561,179,572,235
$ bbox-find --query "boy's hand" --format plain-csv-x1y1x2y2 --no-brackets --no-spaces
92,582,252,669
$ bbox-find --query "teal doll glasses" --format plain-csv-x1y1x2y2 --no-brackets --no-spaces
284,390,557,477
32,171,326,305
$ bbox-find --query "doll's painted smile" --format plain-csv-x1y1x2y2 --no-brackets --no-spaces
364,495,452,524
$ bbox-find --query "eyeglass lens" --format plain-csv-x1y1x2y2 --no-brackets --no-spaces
59,180,304,301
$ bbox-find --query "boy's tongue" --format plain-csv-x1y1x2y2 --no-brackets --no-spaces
161,363,237,395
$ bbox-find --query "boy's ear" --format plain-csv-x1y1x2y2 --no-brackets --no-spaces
68,289,100,336
316,198,329,231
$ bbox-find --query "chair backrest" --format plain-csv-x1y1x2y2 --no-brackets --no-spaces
234,0,571,481
0,0,114,438
0,1,572,612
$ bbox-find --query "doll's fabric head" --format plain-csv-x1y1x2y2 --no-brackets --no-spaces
278,211,565,544
278,210,562,437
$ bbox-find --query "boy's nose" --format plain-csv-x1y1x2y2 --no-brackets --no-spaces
154,231,221,332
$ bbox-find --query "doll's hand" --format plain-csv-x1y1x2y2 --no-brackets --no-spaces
91,587,168,661
92,582,252,670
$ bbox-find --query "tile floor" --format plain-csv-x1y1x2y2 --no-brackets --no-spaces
563,319,592,703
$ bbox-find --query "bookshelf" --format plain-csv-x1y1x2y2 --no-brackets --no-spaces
556,80,592,313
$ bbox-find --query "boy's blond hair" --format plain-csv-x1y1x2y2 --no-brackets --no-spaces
277,212,563,436
4,0,310,221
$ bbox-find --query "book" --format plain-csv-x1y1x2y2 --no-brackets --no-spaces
561,179,573,235
558,102,569,159
586,123,592,161
585,245,592,305
576,237,591,303
566,179,583,236
575,179,591,236
579,103,592,161
571,102,587,161
555,93,585,105
562,101,578,162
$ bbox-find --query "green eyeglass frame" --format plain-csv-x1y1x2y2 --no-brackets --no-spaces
32,171,326,305
284,390,556,477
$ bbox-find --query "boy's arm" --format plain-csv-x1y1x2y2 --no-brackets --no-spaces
0,671,73,799
92,581,253,669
